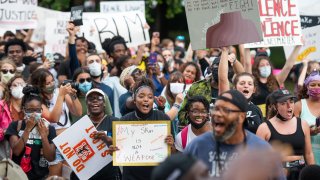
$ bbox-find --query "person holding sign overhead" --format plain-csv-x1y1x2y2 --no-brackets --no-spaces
119,77,174,180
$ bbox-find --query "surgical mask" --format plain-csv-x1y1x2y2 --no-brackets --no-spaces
259,66,271,78
25,112,42,122
11,85,24,99
78,81,92,94
42,85,55,94
1,72,15,84
88,62,102,77
266,49,271,57
170,83,185,94
308,87,320,97
16,65,25,73
158,62,164,72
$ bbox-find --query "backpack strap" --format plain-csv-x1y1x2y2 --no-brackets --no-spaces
181,126,189,149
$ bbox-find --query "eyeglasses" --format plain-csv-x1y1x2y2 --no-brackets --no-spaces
8,50,22,54
1,69,15,74
190,110,209,116
79,78,91,84
212,106,243,115
87,96,104,101
24,108,42,113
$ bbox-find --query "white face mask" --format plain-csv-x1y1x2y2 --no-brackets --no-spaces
259,66,271,78
170,83,185,94
11,85,25,99
158,62,164,72
88,62,102,77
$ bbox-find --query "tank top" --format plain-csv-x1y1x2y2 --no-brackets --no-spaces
300,99,317,126
266,118,305,155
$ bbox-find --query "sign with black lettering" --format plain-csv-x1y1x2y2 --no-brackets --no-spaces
300,15,320,29
0,0,38,29
71,6,84,26
113,121,170,166
100,1,145,14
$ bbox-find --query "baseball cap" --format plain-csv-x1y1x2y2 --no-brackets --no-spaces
217,89,248,112
85,88,106,100
176,35,185,41
270,89,296,103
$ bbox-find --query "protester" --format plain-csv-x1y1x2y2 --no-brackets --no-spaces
179,61,201,86
0,58,17,86
5,86,56,180
297,60,320,92
256,89,314,179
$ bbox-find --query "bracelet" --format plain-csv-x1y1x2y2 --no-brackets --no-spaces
71,94,78,100
157,73,164,79
173,103,181,109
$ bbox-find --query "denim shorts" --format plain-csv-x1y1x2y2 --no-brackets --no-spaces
48,148,64,165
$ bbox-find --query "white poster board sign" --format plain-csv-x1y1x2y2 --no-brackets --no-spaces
113,121,170,166
100,1,145,14
245,0,302,48
53,116,112,180
0,0,38,29
284,25,320,63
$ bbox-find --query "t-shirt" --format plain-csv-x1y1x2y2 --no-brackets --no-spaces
252,81,270,117
174,124,197,152
120,110,170,180
5,120,56,180
184,131,272,178
58,59,72,80
119,91,133,116
245,102,263,134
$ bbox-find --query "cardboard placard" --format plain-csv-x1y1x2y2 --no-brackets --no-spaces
185,0,262,50
113,121,171,166
71,6,84,26
100,1,145,14
245,0,302,48
53,116,112,180
300,15,320,29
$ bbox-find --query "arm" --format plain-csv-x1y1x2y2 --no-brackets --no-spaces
232,57,245,74
294,101,302,118
244,48,252,73
37,121,55,162
23,29,34,43
184,43,193,62
133,45,145,66
238,44,245,66
65,94,82,117
165,93,184,121
276,45,302,85
256,123,271,141
218,47,230,95
297,59,310,87
302,120,315,165
66,22,80,76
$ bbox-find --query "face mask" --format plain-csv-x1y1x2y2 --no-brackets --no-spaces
185,79,193,84
88,62,102,77
78,81,92,94
308,87,320,97
266,49,271,57
11,85,24,99
170,83,185,94
158,62,164,72
1,72,15,84
25,112,42,122
214,119,238,142
42,85,55,94
259,66,271,78
177,42,185,49
16,65,25,73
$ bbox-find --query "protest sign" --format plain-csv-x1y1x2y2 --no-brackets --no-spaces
245,0,302,48
113,121,170,166
300,15,320,29
185,0,262,50
71,6,84,26
44,18,69,56
0,0,38,29
283,25,320,63
53,116,112,179
100,1,145,14
80,11,150,52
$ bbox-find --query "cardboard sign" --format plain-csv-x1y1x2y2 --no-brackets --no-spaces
113,121,170,166
100,1,145,14
300,15,320,29
80,11,150,52
71,6,84,26
283,25,320,63
0,0,38,29
185,0,262,50
245,0,302,48
53,116,112,180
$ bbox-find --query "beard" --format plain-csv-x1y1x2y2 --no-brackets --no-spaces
214,118,238,142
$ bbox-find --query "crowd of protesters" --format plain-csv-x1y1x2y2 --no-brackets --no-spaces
1,20,320,180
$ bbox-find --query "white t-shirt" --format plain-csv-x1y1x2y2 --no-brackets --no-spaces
49,89,71,129
175,124,197,152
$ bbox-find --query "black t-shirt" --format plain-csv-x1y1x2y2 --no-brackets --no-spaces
252,81,270,105
58,59,72,80
245,102,263,134
5,120,56,180
120,110,170,180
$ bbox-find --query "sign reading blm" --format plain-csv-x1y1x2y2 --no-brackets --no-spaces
113,121,171,166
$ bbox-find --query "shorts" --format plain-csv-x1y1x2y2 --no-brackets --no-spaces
48,148,64,165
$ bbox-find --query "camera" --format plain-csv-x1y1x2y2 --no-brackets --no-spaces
62,80,78,90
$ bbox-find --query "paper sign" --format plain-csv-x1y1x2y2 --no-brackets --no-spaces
0,0,38,29
53,115,112,180
245,0,302,48
300,15,320,29
283,25,320,63
113,121,170,166
71,6,84,26
185,0,262,50
100,1,145,14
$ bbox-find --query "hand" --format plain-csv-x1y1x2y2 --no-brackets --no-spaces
25,114,37,132
37,120,49,138
66,22,79,37
228,53,236,63
164,134,174,147
39,60,52,70
59,83,76,97
155,96,166,108
221,46,229,52
174,93,184,104
155,63,161,76
124,76,135,90
302,58,310,66
310,125,320,136
107,145,120,155
92,131,113,145
196,50,208,60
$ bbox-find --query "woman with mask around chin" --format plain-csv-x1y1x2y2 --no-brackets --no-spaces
174,96,211,152
69,67,113,124
256,89,314,180
294,71,320,164
0,59,17,99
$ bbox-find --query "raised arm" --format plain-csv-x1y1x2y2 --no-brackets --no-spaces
244,47,252,73
67,22,81,76
218,47,230,95
297,59,310,88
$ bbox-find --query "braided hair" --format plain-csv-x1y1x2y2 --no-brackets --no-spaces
21,86,42,109
132,76,155,99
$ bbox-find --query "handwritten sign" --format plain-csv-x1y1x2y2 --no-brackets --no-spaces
283,25,320,63
245,0,302,48
113,121,170,166
53,116,112,180
0,0,38,29
300,15,320,29
100,1,145,14
185,0,262,50
71,6,84,26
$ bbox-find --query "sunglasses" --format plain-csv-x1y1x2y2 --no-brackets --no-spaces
79,78,91,84
1,69,15,74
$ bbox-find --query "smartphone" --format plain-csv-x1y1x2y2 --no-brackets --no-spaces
148,52,157,67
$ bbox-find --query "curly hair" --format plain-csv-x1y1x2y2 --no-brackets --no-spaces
132,76,155,99
4,38,27,54
21,85,42,109
165,72,185,107
184,95,210,119
252,56,279,93
101,36,127,56
179,62,201,82
3,75,24,104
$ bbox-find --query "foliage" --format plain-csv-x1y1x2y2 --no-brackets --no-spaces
145,0,184,22
38,0,70,11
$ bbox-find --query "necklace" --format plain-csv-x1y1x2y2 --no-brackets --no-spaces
91,115,107,129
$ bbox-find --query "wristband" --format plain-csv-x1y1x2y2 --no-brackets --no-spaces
173,103,181,109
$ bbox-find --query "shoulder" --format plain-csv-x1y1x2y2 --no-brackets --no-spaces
106,115,119,122
246,130,270,148
120,112,135,121
153,110,170,120
184,132,213,154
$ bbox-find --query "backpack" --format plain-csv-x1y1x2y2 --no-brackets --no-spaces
181,126,189,149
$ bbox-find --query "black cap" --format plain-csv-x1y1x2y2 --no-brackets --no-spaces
270,89,295,103
217,89,248,112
